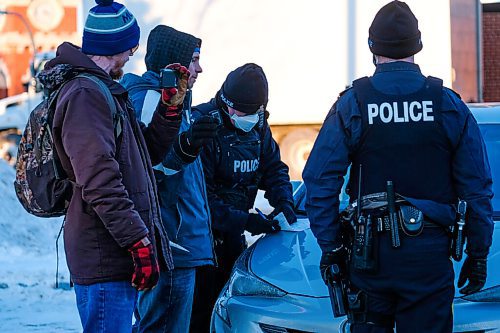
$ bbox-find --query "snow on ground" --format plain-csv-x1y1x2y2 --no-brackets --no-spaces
0,160,81,332
0,159,273,332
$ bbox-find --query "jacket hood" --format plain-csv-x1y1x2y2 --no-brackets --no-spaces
145,25,202,73
120,71,161,108
37,64,78,92
41,42,126,94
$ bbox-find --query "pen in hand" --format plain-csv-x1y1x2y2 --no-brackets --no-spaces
255,207,281,232
255,207,268,220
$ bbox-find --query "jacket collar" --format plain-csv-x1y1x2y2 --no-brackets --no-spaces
46,42,127,95
374,61,421,75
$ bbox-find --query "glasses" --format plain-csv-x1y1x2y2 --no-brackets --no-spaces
129,44,139,56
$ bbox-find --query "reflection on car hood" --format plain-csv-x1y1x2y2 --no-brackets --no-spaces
250,218,500,299
250,218,329,297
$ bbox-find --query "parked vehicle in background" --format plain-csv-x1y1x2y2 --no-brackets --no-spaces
211,104,500,333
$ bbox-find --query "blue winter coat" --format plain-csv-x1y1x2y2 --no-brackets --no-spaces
121,71,215,268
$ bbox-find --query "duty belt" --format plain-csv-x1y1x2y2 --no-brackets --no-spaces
342,192,407,219
341,192,443,237
377,215,441,233
346,191,449,275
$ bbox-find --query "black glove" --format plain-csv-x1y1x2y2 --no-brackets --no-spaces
269,202,297,224
320,246,348,285
245,213,281,236
186,115,219,149
174,115,219,163
457,256,487,295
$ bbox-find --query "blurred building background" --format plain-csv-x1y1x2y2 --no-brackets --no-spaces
0,0,80,98
1,0,497,101
482,2,500,101
0,0,499,177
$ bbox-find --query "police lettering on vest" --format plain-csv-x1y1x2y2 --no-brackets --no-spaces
367,100,434,124
234,159,259,173
349,76,454,204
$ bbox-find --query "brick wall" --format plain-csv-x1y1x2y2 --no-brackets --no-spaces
483,4,500,102
451,0,479,103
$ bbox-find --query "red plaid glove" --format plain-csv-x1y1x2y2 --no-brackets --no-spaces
128,236,160,291
160,63,190,116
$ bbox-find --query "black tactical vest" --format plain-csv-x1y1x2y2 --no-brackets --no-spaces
194,102,264,211
348,76,456,204
213,123,262,210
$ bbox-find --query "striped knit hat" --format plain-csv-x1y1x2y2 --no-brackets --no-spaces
82,0,140,56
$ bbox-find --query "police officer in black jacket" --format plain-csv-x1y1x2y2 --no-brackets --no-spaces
303,2,493,333
190,63,296,331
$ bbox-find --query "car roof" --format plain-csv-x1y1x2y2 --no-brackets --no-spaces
468,103,500,124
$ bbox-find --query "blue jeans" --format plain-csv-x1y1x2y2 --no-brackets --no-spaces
134,267,196,333
74,281,137,333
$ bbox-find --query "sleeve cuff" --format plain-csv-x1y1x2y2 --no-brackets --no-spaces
157,103,182,120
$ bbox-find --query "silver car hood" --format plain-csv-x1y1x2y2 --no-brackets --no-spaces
251,218,500,298
250,218,329,297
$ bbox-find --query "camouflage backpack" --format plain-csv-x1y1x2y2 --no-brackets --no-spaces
14,72,121,217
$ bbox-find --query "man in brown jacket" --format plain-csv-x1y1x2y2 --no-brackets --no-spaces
37,1,186,332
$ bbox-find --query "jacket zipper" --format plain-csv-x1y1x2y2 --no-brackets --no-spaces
187,100,218,267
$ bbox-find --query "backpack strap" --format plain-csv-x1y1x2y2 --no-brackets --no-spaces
75,73,122,138
47,73,123,168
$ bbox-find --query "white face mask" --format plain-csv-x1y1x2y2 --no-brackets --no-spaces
230,113,259,132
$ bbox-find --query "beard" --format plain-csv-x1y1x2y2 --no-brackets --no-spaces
110,68,124,80
109,58,127,80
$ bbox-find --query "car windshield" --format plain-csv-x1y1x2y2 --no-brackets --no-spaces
479,124,500,216
294,124,500,217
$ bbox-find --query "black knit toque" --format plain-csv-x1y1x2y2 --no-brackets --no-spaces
368,1,422,59
145,25,201,73
220,63,268,115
